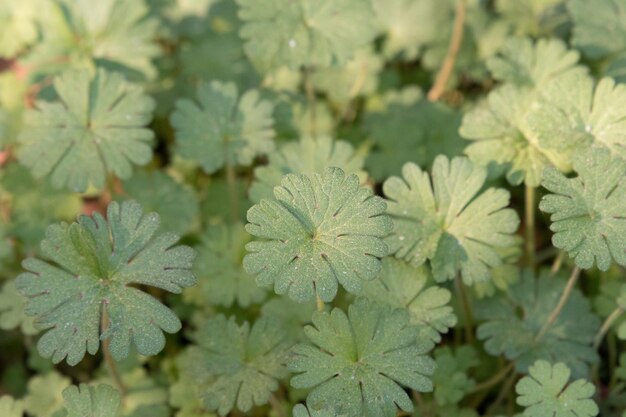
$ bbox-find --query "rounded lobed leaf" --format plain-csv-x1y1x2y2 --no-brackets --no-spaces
516,360,598,417
16,200,196,365
383,155,520,284
61,384,121,417
539,147,626,271
244,167,392,303
171,80,275,174
18,69,156,192
289,297,435,417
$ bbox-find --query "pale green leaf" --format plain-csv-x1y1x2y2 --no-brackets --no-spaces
0,396,24,417
539,147,626,271
16,200,196,365
569,0,626,59
25,0,160,81
0,279,37,335
527,72,626,160
293,404,345,417
244,167,392,302
61,384,121,417
0,0,40,56
383,156,520,284
516,360,598,417
185,222,266,309
171,80,275,174
476,269,600,377
249,136,367,203
486,37,584,88
237,0,378,72
18,69,156,192
359,257,456,350
289,297,435,417
24,372,71,417
461,85,570,187
191,316,292,416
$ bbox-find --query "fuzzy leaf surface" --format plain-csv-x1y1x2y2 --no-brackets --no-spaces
539,147,626,270
245,167,392,302
16,200,196,365
289,297,435,417
383,156,520,284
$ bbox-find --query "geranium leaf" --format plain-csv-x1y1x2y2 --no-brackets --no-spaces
244,167,392,302
16,200,196,365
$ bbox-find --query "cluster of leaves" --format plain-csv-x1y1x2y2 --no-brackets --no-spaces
2,0,626,417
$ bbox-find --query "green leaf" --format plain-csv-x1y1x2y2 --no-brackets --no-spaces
260,296,317,341
475,269,600,377
516,360,599,417
185,222,266,309
310,47,384,103
60,384,121,417
0,396,24,417
96,367,168,417
289,297,435,417
16,200,196,365
190,315,292,416
120,170,199,235
244,167,392,302
569,0,626,60
0,0,40,56
25,0,160,81
383,156,520,284
359,257,456,350
237,0,378,72
18,69,156,192
432,346,478,406
0,279,37,335
199,177,251,225
527,72,626,160
494,0,567,37
371,0,444,60
486,37,584,88
171,80,275,174
461,85,570,187
539,147,626,271
364,99,464,181
24,372,71,417
249,136,368,203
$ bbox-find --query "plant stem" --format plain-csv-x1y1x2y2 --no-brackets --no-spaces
101,307,127,396
594,307,623,349
550,251,565,276
304,67,317,135
455,275,474,343
269,394,286,417
524,185,536,267
535,266,581,342
427,0,466,101
469,362,514,394
485,371,517,416
225,160,239,222
316,294,324,312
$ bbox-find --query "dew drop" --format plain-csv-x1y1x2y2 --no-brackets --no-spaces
288,39,296,48
398,236,405,241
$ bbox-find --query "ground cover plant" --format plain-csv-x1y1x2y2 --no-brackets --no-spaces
1,0,626,416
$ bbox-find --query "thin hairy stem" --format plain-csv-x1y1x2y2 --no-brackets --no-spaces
469,362,514,394
225,160,239,222
427,0,466,101
316,294,324,312
594,307,623,349
535,266,581,342
455,275,474,343
524,185,536,267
